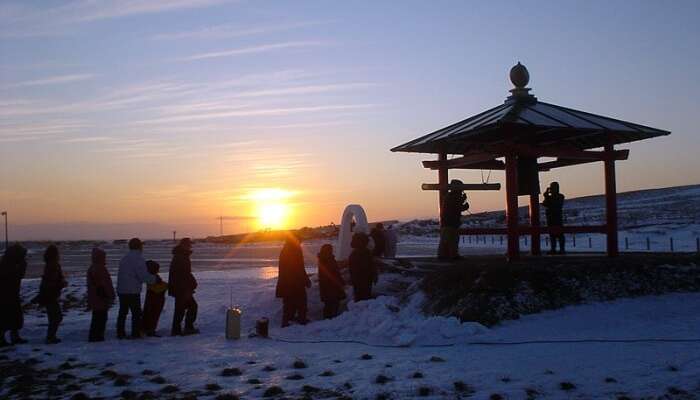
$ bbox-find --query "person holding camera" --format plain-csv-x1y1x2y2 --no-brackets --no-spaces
438,180,470,260
542,181,566,254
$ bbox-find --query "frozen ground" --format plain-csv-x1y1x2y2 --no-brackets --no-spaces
3,269,700,399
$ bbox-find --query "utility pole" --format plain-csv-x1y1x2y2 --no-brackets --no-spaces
173,230,176,242
1,211,7,250
220,216,224,236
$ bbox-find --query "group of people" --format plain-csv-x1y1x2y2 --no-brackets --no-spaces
438,180,566,259
276,231,380,327
0,237,200,347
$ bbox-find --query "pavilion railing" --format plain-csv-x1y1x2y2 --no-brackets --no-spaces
457,231,700,253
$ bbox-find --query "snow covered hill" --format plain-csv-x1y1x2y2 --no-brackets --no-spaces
399,184,700,236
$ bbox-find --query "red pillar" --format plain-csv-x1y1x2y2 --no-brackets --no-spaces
505,154,520,260
529,192,541,256
438,152,448,226
604,144,619,257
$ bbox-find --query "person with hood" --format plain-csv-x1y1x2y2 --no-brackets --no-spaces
87,247,115,342
276,234,311,327
370,223,386,257
168,238,199,336
116,238,156,339
0,244,28,347
438,180,470,260
348,232,377,302
142,260,168,337
36,245,67,344
542,181,566,254
317,244,345,319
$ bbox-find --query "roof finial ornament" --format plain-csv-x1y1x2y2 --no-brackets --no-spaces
507,61,536,103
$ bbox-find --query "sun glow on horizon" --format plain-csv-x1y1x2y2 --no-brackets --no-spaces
248,188,295,230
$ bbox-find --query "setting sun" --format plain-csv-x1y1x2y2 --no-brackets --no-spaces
248,188,294,230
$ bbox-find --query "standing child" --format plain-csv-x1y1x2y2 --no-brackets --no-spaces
36,245,67,344
87,248,115,342
142,260,168,337
317,244,345,319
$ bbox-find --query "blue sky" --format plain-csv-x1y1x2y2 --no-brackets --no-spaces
1,0,699,240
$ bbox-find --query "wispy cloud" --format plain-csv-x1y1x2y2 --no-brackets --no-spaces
4,73,95,88
180,41,328,61
234,83,377,98
67,0,232,22
0,0,231,38
133,104,378,124
152,21,330,40
60,136,113,143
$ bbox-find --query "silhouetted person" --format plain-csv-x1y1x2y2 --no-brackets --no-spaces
384,225,399,258
169,238,199,336
36,245,67,344
317,244,345,319
370,223,386,257
438,180,469,260
143,260,167,337
349,232,377,302
276,234,311,327
87,248,115,342
0,244,28,347
116,238,156,339
543,181,566,254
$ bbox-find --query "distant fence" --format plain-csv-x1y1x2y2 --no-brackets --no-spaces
461,233,700,253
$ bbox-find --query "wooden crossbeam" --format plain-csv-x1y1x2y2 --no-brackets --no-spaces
447,160,505,170
422,152,497,170
506,144,629,161
538,158,595,171
422,183,501,191
458,225,607,236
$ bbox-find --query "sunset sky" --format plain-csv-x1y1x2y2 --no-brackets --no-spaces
1,1,699,240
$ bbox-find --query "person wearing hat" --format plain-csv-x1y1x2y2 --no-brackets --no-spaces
116,238,156,339
543,181,566,254
0,244,29,347
438,180,470,260
168,238,200,335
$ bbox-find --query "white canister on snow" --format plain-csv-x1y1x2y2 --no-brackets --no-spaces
226,307,241,340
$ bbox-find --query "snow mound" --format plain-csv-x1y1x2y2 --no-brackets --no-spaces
279,292,487,347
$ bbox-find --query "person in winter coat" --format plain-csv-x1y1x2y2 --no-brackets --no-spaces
142,260,168,337
348,233,378,302
370,223,386,257
116,238,156,339
317,244,345,319
384,225,399,258
276,234,311,327
0,244,28,347
168,238,199,336
438,180,470,260
36,245,67,344
86,248,115,342
542,181,566,254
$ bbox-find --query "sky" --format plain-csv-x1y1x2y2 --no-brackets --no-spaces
1,0,699,240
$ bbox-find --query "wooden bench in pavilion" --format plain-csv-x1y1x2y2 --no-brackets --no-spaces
391,62,670,260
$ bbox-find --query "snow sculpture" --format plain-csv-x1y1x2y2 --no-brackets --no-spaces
337,204,369,261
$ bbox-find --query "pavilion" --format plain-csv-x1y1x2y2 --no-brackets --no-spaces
391,63,670,260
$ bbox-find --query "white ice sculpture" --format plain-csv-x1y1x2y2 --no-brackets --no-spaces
337,204,369,261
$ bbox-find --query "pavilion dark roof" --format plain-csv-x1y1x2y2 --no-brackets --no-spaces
391,97,670,154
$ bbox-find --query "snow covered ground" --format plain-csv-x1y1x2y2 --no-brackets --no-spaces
4,269,700,399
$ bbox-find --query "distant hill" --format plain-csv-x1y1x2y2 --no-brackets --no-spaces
201,184,700,242
399,184,700,236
